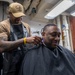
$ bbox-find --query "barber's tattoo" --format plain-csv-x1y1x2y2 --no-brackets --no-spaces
0,37,7,41
0,41,16,52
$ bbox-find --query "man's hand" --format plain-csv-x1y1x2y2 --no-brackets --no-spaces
26,36,42,45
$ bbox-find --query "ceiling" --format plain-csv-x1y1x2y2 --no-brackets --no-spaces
1,0,75,23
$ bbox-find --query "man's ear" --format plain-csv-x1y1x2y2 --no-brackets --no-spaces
41,32,45,36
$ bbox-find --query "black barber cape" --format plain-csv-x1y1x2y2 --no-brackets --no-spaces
19,44,75,75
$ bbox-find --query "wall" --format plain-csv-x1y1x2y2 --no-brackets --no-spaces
70,17,75,52
28,20,46,36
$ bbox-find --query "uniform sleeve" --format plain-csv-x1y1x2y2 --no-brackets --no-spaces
0,23,8,40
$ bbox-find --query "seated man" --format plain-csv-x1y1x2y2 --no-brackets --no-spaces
19,24,75,75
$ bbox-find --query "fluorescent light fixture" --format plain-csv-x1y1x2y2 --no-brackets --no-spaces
44,0,75,19
71,11,75,16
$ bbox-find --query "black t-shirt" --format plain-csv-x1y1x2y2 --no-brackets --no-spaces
11,24,24,39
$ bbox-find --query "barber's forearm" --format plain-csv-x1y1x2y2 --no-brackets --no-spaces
0,38,24,52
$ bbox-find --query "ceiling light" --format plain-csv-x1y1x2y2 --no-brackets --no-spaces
71,11,75,16
44,0,75,19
